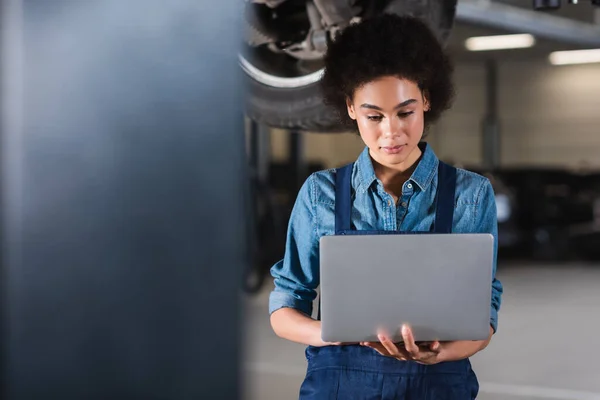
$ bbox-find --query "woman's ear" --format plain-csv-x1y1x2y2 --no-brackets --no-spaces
346,98,356,120
422,90,431,112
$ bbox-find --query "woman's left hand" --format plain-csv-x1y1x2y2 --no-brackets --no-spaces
361,325,444,365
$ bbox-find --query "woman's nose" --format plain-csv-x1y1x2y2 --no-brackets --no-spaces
383,117,401,137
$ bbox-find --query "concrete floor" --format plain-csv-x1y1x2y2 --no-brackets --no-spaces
241,262,600,400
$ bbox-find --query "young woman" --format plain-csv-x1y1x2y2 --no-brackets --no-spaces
268,13,503,399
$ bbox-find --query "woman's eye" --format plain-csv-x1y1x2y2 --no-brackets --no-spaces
367,115,383,122
398,111,414,118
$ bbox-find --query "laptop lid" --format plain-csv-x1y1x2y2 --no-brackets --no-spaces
319,233,494,343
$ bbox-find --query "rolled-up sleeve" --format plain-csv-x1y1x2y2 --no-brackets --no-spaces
476,179,504,333
269,174,320,317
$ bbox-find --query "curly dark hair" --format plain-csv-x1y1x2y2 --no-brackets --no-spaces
320,13,455,131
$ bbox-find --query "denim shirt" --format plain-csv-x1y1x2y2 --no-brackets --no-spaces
269,143,503,332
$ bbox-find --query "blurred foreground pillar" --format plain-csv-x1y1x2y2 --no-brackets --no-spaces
1,0,244,398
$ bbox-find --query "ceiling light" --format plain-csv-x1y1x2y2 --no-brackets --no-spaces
465,34,536,51
549,49,600,65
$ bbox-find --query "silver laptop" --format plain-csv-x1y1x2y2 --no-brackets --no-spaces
319,233,494,343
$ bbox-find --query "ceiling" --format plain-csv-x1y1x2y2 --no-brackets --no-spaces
497,0,599,23
447,0,600,63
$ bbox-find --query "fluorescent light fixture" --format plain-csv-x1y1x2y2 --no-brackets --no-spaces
465,34,536,51
549,49,600,65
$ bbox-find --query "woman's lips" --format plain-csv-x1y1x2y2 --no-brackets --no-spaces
381,145,405,154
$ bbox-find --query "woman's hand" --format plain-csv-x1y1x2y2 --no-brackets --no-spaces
361,325,493,363
361,325,443,364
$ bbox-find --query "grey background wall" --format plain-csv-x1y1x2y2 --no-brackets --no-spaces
268,61,600,171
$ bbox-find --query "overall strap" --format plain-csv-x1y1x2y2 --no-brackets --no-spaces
434,161,457,233
334,163,354,234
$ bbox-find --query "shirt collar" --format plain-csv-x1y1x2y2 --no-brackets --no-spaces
355,142,439,193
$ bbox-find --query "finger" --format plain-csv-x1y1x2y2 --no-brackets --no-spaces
429,341,441,352
370,342,410,360
401,325,420,355
381,336,415,360
363,342,389,356
415,350,440,365
393,345,412,360
362,341,380,348
378,334,401,357
365,339,413,361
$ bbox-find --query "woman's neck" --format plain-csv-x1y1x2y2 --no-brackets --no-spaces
371,147,422,200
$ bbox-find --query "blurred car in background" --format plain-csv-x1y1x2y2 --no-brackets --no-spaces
470,166,600,262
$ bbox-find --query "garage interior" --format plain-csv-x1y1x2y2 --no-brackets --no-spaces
2,0,600,399
243,1,600,399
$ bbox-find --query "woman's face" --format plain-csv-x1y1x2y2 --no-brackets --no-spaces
347,76,429,171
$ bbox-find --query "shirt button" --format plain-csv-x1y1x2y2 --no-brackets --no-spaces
407,183,413,189
401,202,408,208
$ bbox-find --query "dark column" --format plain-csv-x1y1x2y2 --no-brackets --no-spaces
289,130,307,193
482,59,501,170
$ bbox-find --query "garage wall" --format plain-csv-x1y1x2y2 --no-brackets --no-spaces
430,62,487,167
269,61,600,171
270,128,365,169
496,61,600,169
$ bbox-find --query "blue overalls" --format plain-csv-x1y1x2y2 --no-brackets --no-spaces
299,161,480,400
